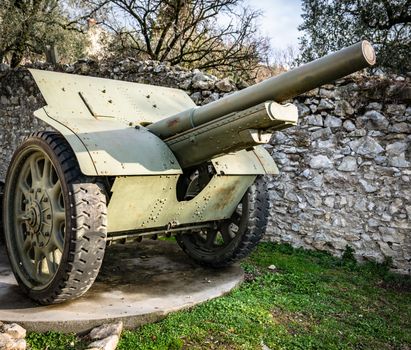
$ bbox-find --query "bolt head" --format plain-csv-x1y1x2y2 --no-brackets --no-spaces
43,197,48,202
47,214,52,220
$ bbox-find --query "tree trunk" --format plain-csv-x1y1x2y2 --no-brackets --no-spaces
10,51,24,68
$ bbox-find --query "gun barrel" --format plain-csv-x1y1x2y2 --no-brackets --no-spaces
148,41,376,139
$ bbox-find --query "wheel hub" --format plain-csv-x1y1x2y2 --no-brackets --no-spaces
24,188,53,247
27,203,41,232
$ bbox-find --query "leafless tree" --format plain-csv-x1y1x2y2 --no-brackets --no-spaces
271,45,298,70
84,0,270,78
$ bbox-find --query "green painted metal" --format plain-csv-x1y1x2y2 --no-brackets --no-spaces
165,102,297,168
30,69,186,176
33,106,277,177
148,41,376,139
211,146,278,175
107,175,256,232
30,69,279,177
250,146,280,174
33,108,98,175
30,69,196,123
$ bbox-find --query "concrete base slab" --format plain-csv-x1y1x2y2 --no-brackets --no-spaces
0,240,243,333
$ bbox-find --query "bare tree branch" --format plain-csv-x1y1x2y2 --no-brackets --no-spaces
85,0,269,79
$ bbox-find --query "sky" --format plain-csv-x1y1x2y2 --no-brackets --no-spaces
246,0,303,51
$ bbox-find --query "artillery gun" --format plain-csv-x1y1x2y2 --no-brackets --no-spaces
2,41,376,304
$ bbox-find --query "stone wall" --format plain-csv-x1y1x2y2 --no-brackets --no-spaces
267,76,411,274
0,60,410,274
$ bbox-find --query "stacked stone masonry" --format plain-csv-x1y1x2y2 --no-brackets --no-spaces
0,60,410,274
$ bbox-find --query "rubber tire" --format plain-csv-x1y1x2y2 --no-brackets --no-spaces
3,131,107,305
176,176,270,268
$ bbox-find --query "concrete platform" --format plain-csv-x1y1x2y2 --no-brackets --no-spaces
0,240,243,333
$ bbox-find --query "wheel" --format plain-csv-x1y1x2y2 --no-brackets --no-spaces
176,176,270,267
3,131,107,304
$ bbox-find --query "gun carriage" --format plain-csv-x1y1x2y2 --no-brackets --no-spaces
2,41,376,304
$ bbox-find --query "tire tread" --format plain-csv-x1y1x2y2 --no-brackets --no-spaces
5,131,107,305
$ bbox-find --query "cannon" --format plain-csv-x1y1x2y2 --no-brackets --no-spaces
2,41,375,304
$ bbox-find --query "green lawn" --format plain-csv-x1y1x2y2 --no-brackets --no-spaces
27,243,411,350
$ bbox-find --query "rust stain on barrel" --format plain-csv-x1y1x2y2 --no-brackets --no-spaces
167,118,180,128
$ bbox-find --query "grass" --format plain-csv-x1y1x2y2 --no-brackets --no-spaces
26,243,411,350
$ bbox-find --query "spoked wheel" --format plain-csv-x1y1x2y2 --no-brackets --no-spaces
176,176,270,267
3,132,107,304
